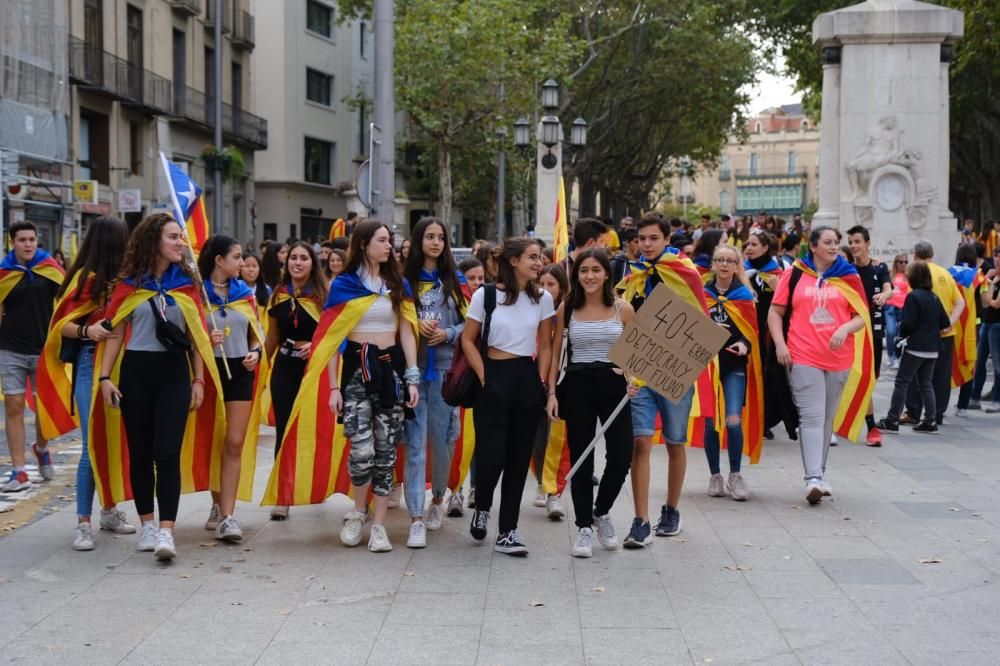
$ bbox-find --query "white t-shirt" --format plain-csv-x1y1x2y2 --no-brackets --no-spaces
466,286,555,357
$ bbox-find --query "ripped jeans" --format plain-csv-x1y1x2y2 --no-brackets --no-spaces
343,369,405,496
703,371,746,475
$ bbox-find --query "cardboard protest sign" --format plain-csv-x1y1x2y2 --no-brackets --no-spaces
609,284,729,402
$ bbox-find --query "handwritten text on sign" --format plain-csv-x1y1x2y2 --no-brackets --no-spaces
608,284,729,402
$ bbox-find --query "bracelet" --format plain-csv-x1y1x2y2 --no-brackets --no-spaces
330,386,340,392
251,347,262,357
79,324,89,340
192,378,205,386
98,375,112,383
403,366,421,385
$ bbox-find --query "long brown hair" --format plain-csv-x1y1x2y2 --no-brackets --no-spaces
495,237,542,306
343,219,406,312
272,241,328,306
59,215,129,304
119,213,195,280
403,217,466,310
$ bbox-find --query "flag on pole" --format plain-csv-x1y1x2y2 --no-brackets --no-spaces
552,178,569,263
160,152,211,255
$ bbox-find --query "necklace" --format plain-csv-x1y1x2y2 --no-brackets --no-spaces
211,280,229,289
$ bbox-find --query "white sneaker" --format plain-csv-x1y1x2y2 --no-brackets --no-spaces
985,403,1000,414
446,492,465,517
572,527,594,558
340,509,367,547
205,503,221,530
215,516,243,542
137,522,158,551
532,485,547,507
270,505,290,520
424,502,444,530
154,529,176,561
806,481,824,505
368,524,393,552
594,514,621,551
406,520,427,549
819,480,833,497
99,508,136,534
956,408,968,417
546,494,565,520
387,484,402,509
73,523,95,551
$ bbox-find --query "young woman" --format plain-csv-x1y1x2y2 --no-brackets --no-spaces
37,216,135,551
878,259,949,432
462,237,553,555
692,229,726,277
475,242,499,282
459,257,485,293
332,220,420,553
198,236,264,541
531,263,569,519
884,254,909,370
240,252,271,308
401,217,467,547
398,238,411,265
547,249,636,558
97,213,222,560
263,242,327,520
768,226,870,505
328,249,347,280
703,244,761,501
260,241,287,293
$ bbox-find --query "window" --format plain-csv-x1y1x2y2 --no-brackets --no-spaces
358,102,367,155
126,5,143,100
129,121,142,175
719,154,730,179
359,21,367,58
306,68,333,106
720,190,731,216
263,222,277,241
304,137,334,184
787,151,797,175
749,153,759,176
232,61,243,111
306,0,333,38
79,110,109,184
172,30,186,110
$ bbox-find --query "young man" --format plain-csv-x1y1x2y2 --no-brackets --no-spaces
847,225,893,446
692,214,712,242
779,234,801,269
618,212,707,547
562,218,607,273
0,222,64,491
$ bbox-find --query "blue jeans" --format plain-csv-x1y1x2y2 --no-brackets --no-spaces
402,375,460,517
74,346,97,518
883,305,901,361
631,385,694,444
703,371,746,474
971,322,1000,404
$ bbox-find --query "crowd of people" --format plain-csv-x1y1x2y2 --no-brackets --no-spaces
0,207,992,562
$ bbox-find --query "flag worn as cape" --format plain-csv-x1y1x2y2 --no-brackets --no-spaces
794,255,874,442
539,419,570,495
702,281,764,463
0,248,65,304
37,272,101,440
89,264,222,506
744,256,783,275
202,277,267,501
262,271,418,506
415,270,470,382
948,264,978,388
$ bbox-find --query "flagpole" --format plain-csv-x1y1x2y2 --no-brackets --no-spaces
159,152,232,380
561,390,633,487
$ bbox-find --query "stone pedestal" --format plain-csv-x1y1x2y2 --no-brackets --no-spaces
813,0,963,263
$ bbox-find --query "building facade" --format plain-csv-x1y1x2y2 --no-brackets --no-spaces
252,0,373,243
675,104,820,219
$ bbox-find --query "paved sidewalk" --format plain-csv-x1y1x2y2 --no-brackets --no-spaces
1,381,1000,664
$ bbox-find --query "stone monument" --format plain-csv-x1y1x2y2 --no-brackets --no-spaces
812,0,964,262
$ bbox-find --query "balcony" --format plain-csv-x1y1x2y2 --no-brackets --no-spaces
734,168,808,181
232,10,255,50
205,0,233,33
68,36,173,116
172,85,268,150
168,0,201,17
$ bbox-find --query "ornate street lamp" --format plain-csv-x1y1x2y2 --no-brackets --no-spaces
541,79,559,112
514,117,531,148
570,117,588,147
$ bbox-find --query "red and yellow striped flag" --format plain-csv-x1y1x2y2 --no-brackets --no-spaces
552,178,569,264
949,264,978,388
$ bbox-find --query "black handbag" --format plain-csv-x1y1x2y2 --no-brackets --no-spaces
442,284,496,407
149,299,192,353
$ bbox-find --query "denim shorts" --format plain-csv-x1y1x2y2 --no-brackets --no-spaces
0,350,39,396
631,384,694,444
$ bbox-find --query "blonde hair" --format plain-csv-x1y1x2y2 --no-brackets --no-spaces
711,244,754,296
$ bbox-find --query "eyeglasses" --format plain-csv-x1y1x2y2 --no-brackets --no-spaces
896,260,908,264
713,257,740,266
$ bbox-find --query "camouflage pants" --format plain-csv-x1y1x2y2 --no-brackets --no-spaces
343,369,404,496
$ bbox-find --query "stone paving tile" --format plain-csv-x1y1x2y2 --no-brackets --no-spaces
815,558,921,586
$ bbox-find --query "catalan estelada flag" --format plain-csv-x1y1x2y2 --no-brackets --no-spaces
202,277,267,501
552,178,569,264
447,407,475,493
329,218,347,240
89,264,222,506
702,281,764,463
415,269,470,381
0,248,64,304
794,255,875,442
261,271,418,506
37,272,102,440
539,419,570,495
160,152,210,256
948,263,978,388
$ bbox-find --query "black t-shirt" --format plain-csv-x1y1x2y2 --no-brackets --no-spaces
0,275,60,355
982,283,1000,325
855,260,891,331
706,278,750,377
267,298,319,344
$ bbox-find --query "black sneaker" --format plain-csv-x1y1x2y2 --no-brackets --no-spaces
655,505,682,537
622,518,652,549
494,530,528,556
763,429,774,440
469,509,489,543
913,421,939,434
876,418,899,433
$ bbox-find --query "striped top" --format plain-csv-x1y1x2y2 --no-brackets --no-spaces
568,302,624,364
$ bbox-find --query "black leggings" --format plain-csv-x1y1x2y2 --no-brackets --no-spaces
271,354,306,454
119,350,191,522
473,357,545,533
559,366,633,528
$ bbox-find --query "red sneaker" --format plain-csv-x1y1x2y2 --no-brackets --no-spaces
866,427,883,447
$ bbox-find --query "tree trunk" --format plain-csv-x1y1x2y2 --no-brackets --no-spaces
437,143,453,230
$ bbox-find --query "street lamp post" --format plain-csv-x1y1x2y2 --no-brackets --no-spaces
513,80,587,246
